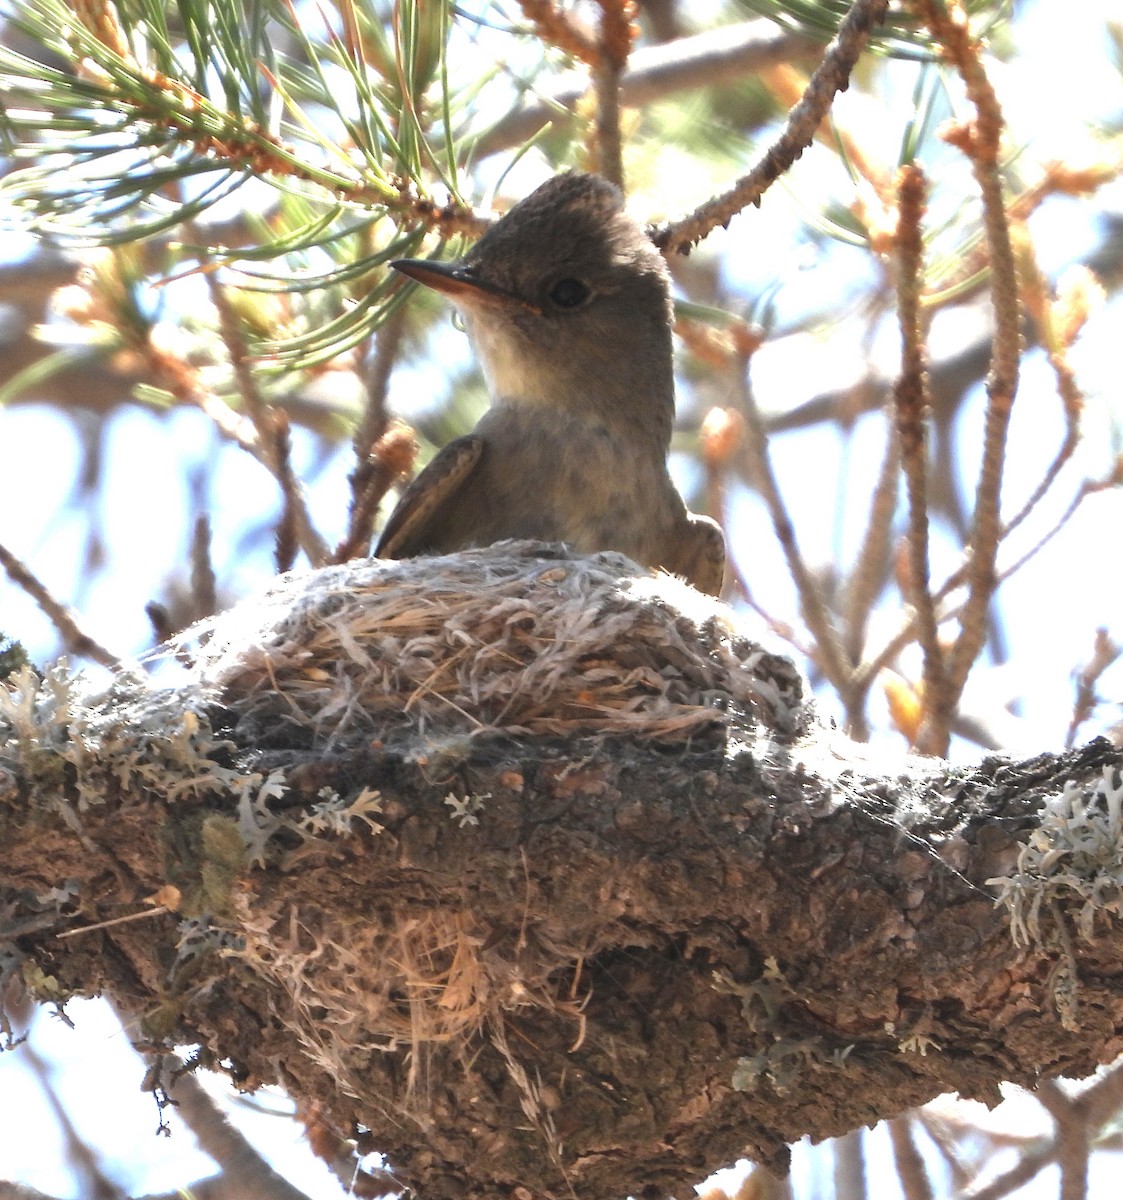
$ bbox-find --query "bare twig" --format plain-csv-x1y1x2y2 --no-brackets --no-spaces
206,274,330,567
268,412,317,571
517,0,599,64
891,163,949,755
56,906,170,939
842,416,899,667
855,458,1120,693
353,305,406,469
0,542,120,669
144,602,175,645
653,0,890,254
735,349,854,694
1000,243,1097,542
698,405,742,568
589,0,636,187
1036,1081,1089,1200
190,514,217,620
909,0,1021,704
1066,627,1122,749
832,1128,868,1200
335,420,418,563
888,1115,935,1200
158,1056,317,1200
961,1140,1054,1200
914,1108,973,1190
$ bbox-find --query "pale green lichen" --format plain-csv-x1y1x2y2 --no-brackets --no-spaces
301,786,384,837
0,662,246,811
732,1038,853,1094
989,766,1123,947
713,957,790,1032
444,791,487,827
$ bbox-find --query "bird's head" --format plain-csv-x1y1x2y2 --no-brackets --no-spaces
392,172,675,428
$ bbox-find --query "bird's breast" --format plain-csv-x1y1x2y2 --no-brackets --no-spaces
449,403,685,563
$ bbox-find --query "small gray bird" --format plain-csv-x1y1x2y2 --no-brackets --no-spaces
376,171,725,596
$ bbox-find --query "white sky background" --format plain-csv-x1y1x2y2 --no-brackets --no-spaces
2,0,1123,1194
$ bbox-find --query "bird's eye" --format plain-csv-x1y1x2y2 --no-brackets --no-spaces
548,278,591,308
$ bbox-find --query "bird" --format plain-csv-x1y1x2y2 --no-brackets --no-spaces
375,171,725,597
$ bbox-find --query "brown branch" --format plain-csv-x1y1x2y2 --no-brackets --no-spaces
588,0,636,186
841,417,898,672
891,164,948,756
190,514,217,621
653,0,891,254
908,1,1021,704
333,420,418,563
517,0,600,65
1036,1081,1089,1200
4,549,1123,1200
1065,628,1121,750
888,1116,935,1200
735,352,854,695
0,542,121,669
474,20,813,160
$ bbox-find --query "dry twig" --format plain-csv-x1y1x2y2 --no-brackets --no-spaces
1066,627,1121,749
891,163,949,754
887,1115,935,1200
733,341,854,697
653,0,890,253
589,0,636,187
909,0,1021,705
0,542,121,669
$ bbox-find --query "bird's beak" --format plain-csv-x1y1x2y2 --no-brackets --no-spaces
390,259,540,314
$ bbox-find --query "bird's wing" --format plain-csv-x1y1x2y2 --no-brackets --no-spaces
375,434,484,558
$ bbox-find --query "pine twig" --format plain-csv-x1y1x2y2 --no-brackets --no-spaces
891,163,949,755
0,542,120,669
517,0,599,64
909,0,1021,704
589,0,636,187
653,0,890,253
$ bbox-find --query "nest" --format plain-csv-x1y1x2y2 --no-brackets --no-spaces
144,544,809,1116
188,541,805,754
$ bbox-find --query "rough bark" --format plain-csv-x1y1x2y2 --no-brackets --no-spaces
1,545,1121,1200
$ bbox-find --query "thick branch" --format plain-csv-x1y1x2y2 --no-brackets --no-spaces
1,546,1121,1200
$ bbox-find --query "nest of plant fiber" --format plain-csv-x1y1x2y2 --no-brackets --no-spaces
190,540,806,755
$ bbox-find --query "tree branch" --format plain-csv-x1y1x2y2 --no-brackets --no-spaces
2,545,1122,1200
473,20,813,160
